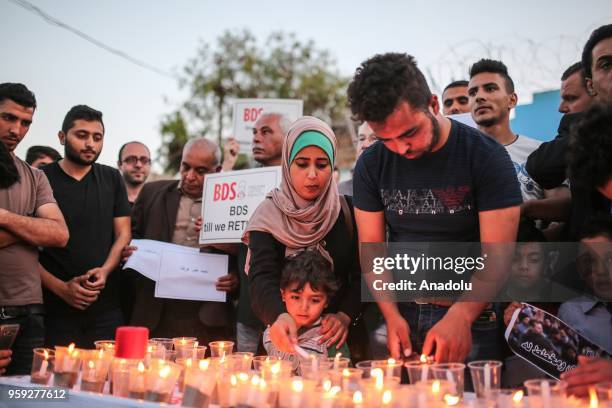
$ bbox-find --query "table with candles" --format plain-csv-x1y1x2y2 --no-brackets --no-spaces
0,326,610,407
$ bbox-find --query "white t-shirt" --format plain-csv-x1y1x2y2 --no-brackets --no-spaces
504,135,544,201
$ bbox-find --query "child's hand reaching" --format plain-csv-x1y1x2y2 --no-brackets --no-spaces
270,313,298,353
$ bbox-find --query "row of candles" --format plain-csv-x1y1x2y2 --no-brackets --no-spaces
28,336,611,407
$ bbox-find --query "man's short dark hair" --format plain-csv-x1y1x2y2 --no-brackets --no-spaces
568,103,612,190
581,24,612,79
561,62,583,82
347,53,432,123
0,83,36,109
61,105,104,134
118,141,151,163
443,80,469,94
25,145,62,165
469,59,515,93
280,250,338,297
578,216,612,241
0,140,19,188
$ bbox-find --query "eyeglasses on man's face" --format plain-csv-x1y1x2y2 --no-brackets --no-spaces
122,156,151,165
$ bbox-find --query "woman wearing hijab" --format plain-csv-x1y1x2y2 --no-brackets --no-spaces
242,116,361,354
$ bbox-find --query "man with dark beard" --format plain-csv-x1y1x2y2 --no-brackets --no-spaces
39,105,131,347
0,83,68,374
348,53,521,363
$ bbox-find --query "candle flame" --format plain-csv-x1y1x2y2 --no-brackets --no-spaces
342,368,350,377
67,343,75,354
159,365,171,379
513,390,524,402
382,390,393,405
444,394,460,406
230,375,237,386
259,379,267,390
199,360,209,370
43,350,49,360
238,372,249,382
137,362,145,373
251,375,260,386
589,387,598,408
353,391,363,404
432,380,441,393
291,379,303,392
420,354,428,364
323,379,332,391
98,349,104,359
271,362,280,374
372,368,384,390
181,338,186,345
388,358,396,365
88,360,94,369
330,386,341,396
186,358,193,367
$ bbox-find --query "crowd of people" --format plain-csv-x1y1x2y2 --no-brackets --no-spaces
1,23,611,398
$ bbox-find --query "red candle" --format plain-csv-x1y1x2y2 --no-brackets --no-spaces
115,327,149,359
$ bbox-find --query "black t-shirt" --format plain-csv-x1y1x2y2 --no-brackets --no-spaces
353,119,522,242
40,162,131,315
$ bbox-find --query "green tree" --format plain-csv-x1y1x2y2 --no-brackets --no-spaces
159,29,348,174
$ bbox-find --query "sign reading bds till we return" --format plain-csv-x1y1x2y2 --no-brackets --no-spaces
232,98,303,148
199,166,282,244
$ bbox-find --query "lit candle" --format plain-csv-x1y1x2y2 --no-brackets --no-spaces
513,390,524,407
310,354,318,374
154,365,171,392
352,390,363,407
341,369,350,391
386,358,395,378
420,354,429,382
589,387,598,408
432,380,441,397
246,374,259,405
444,394,460,406
372,368,384,391
38,350,49,377
290,379,303,408
136,362,145,391
63,343,76,372
228,375,238,406
541,380,550,408
382,389,393,406
333,353,342,370
484,362,491,391
87,360,96,381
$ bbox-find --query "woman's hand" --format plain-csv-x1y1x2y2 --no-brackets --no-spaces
270,313,298,353
319,312,350,349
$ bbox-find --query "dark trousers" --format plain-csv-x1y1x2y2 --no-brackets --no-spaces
2,309,45,376
399,303,503,390
44,307,123,349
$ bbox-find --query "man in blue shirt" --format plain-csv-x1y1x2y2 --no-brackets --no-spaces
347,53,522,362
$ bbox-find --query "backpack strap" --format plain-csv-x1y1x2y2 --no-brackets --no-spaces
339,194,354,243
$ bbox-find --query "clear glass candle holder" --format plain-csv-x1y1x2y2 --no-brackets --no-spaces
30,348,54,385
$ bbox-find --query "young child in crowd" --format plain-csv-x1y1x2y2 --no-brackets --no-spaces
263,250,350,372
558,216,612,353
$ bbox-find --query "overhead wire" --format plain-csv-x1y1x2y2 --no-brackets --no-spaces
6,0,177,80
